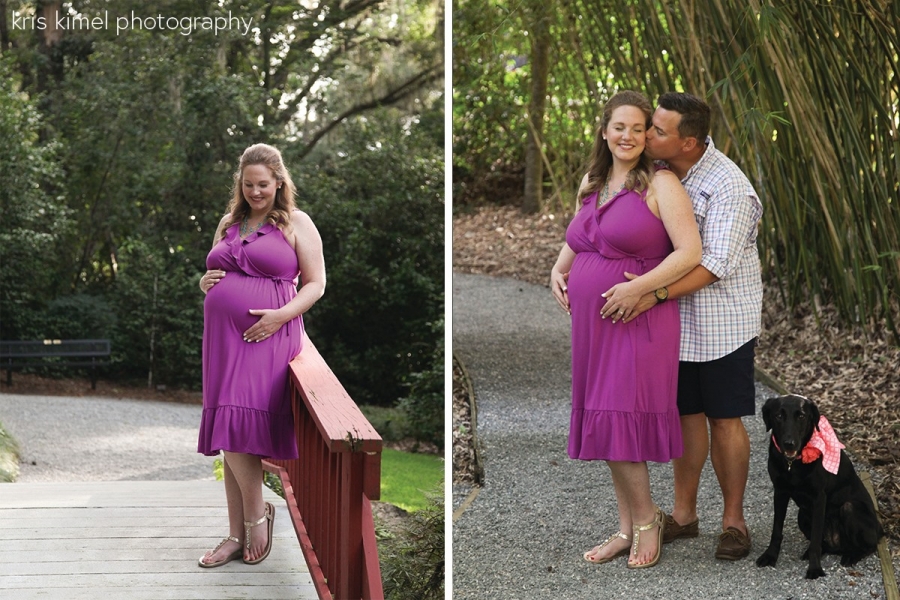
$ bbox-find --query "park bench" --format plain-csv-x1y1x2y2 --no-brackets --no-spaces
0,339,111,390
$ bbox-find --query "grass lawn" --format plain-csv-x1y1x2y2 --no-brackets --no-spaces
380,448,443,512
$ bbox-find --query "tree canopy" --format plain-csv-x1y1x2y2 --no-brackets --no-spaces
0,0,444,438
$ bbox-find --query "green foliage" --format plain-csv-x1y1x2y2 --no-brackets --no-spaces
451,2,530,201
212,457,283,498
454,0,900,340
0,1,445,405
296,115,444,408
0,58,73,340
35,294,116,340
0,422,20,483
379,449,443,512
263,471,285,499
452,1,607,209
397,319,444,449
380,481,444,600
108,240,204,388
359,405,411,443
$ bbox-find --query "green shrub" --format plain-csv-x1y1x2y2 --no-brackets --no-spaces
107,239,203,389
212,457,285,499
0,423,19,483
359,405,411,443
39,294,117,340
396,319,444,449
0,58,73,342
294,117,444,408
380,482,444,600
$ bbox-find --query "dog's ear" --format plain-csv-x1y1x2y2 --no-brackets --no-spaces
761,397,778,431
805,397,821,430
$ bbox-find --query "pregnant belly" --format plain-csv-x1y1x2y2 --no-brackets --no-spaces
567,253,625,309
204,273,281,332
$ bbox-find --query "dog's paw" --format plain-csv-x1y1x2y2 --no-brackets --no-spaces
840,552,870,566
756,552,778,567
805,566,826,580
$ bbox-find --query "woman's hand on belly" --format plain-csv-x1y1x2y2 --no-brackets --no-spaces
199,269,226,294
243,308,288,343
550,267,571,315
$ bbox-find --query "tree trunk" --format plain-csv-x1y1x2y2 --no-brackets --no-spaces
522,7,550,214
0,0,8,51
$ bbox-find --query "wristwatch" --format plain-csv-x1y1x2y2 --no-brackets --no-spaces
654,287,669,303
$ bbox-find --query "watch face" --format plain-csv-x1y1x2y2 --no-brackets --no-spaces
655,288,668,301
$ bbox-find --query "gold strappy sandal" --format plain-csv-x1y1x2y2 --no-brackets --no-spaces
198,535,242,568
627,507,665,569
243,501,275,565
583,531,631,564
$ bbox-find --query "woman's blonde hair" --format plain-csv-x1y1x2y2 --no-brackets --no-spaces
579,90,654,201
224,143,297,231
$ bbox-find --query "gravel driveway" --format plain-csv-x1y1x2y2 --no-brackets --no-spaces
0,393,214,482
452,272,895,600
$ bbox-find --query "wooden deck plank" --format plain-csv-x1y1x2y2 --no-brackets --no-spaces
0,555,306,575
3,581,316,600
0,481,318,600
4,586,316,600
0,512,231,526
0,549,294,562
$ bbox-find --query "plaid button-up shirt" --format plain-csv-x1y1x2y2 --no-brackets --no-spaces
676,137,763,362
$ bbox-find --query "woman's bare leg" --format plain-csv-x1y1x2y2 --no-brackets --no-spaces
223,451,267,562
608,460,660,566
200,456,245,563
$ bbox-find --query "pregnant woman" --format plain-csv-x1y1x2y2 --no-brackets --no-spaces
550,91,700,569
196,143,326,568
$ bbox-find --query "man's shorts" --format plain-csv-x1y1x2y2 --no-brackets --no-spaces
677,338,757,419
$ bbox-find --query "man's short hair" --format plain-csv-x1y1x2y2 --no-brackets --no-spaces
657,92,710,141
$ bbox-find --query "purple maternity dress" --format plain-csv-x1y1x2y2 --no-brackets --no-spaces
197,222,302,459
566,187,682,463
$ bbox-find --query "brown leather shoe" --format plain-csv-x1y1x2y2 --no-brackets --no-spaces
715,526,751,560
661,513,699,544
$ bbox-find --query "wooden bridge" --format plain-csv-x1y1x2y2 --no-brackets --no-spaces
0,480,316,599
0,334,384,600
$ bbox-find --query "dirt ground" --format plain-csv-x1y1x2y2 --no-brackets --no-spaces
451,204,900,551
0,372,203,404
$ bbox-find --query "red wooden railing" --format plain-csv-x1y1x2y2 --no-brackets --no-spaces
263,333,384,600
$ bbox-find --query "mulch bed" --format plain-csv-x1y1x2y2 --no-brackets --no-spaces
1,372,202,404
452,205,900,552
452,356,481,487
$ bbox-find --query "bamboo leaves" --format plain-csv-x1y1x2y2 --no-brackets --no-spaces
454,0,900,340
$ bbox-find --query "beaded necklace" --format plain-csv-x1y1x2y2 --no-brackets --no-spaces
597,178,625,208
240,217,265,238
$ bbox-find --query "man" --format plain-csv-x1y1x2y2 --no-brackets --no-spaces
628,92,763,560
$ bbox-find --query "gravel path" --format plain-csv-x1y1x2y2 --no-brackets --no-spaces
452,272,893,600
0,393,214,482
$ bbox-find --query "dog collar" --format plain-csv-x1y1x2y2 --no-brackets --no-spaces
770,436,797,470
771,416,844,475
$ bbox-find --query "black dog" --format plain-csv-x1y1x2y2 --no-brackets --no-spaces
756,395,883,579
